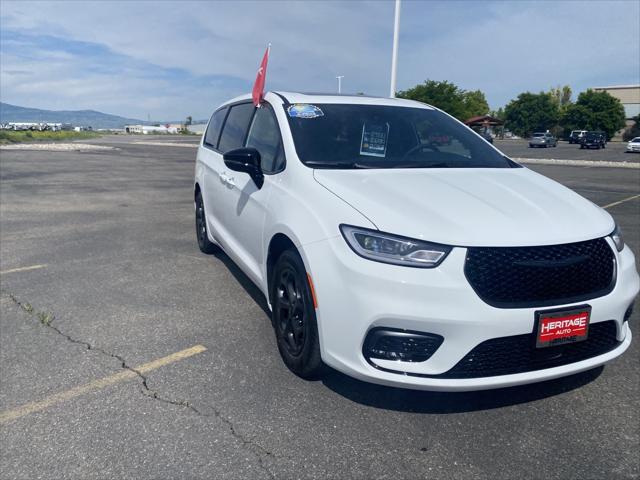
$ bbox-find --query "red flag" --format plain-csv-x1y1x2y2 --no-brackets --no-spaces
252,45,270,107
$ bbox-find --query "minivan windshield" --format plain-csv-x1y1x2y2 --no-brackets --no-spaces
285,104,517,169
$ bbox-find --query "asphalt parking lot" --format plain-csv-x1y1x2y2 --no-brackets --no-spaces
1,135,638,480
495,138,635,163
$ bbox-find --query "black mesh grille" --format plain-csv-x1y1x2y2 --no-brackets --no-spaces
464,238,615,308
439,320,619,378
363,329,444,363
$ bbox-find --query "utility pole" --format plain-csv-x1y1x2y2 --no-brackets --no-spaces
389,0,401,98
336,75,344,94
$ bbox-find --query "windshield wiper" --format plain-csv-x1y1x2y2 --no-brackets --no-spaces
386,162,451,169
305,161,378,169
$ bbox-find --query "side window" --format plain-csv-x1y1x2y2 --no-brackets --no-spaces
218,103,255,153
245,106,284,174
204,107,227,149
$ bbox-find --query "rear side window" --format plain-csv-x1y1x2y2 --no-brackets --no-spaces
204,107,227,149
245,106,284,174
218,103,255,153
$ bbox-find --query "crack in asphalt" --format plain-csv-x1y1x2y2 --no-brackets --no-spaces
5,293,276,480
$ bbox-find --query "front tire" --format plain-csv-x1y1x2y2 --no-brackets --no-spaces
195,191,217,254
271,249,324,379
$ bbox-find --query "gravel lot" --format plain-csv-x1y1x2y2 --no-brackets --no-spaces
1,135,638,479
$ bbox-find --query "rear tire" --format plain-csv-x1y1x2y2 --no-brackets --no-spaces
195,191,217,254
271,249,324,379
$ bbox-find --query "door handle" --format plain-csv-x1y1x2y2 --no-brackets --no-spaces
219,172,235,188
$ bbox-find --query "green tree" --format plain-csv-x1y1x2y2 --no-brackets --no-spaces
549,85,572,107
397,80,465,119
504,92,559,137
461,90,490,119
559,104,591,137
185,115,193,126
560,89,626,139
489,107,505,121
397,80,488,121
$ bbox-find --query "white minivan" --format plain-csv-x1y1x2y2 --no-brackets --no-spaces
194,92,638,391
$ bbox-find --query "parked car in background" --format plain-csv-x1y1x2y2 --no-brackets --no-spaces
580,131,606,149
529,132,557,148
568,130,587,144
194,91,638,391
626,137,640,153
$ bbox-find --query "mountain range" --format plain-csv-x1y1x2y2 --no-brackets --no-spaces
0,102,149,129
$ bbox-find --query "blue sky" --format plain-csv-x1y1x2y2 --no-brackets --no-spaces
1,0,638,121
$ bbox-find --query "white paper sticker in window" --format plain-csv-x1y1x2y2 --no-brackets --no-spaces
360,123,389,157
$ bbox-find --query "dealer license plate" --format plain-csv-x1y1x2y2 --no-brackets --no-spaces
535,306,591,348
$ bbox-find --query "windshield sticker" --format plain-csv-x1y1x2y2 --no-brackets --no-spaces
360,123,389,157
287,104,324,119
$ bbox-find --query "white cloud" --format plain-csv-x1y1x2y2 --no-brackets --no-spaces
1,0,638,118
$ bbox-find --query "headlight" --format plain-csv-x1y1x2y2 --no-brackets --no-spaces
340,225,452,268
610,224,625,252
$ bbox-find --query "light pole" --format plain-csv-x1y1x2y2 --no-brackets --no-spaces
389,0,401,98
336,75,344,94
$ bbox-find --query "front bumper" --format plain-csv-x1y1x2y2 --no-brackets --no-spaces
302,236,639,391
627,145,640,152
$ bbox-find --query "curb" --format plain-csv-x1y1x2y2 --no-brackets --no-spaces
513,157,640,169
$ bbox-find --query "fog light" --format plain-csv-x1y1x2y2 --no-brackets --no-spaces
363,328,444,363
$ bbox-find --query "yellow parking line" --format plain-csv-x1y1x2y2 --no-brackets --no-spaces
0,344,207,424
603,194,640,209
0,264,47,275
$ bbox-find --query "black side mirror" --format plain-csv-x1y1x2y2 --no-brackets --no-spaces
223,147,264,189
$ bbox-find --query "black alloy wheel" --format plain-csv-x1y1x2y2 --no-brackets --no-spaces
271,249,323,378
195,191,217,254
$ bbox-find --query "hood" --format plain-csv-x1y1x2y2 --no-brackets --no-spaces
313,167,614,247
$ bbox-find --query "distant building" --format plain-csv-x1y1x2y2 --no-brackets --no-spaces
1,122,73,131
593,84,640,138
125,125,165,134
124,124,184,134
464,115,504,138
166,124,186,134
187,123,206,135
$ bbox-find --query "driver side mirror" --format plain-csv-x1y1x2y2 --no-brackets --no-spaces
223,147,264,189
